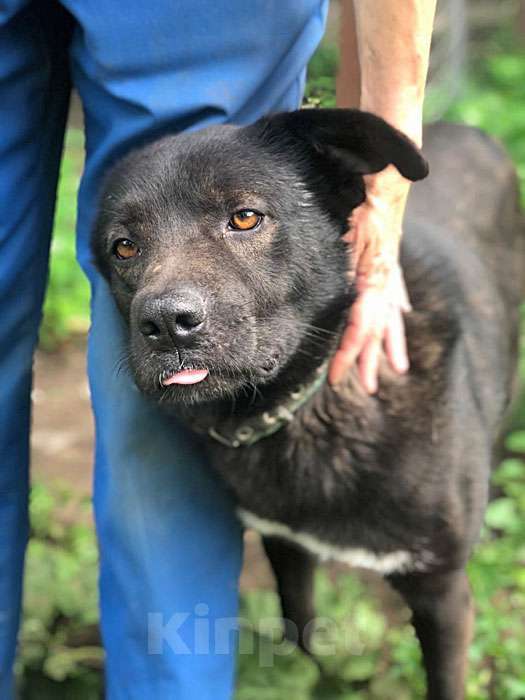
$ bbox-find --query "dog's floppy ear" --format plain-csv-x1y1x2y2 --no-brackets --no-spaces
255,108,428,182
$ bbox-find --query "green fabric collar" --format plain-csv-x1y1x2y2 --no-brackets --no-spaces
207,362,329,448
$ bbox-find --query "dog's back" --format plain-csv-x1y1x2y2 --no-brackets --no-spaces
404,122,524,426
409,122,525,309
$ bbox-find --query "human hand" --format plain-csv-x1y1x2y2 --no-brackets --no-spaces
328,166,412,393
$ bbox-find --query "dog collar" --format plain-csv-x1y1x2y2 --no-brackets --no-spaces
207,362,329,448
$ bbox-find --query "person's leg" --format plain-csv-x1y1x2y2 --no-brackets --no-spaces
66,2,328,697
89,289,244,699
0,3,72,696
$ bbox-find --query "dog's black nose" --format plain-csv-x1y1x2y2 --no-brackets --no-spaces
138,289,206,348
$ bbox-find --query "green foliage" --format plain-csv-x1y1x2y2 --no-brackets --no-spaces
303,43,339,108
444,49,525,207
466,454,525,699
39,128,89,350
17,484,103,699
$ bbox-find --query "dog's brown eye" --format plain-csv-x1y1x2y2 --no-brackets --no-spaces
113,238,140,260
229,210,262,231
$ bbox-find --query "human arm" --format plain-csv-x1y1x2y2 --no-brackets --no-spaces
328,0,436,391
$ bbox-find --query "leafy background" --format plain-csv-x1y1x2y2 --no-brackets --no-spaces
19,11,525,700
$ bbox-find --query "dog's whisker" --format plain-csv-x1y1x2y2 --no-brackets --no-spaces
245,381,263,406
112,351,132,378
293,321,339,338
291,346,324,361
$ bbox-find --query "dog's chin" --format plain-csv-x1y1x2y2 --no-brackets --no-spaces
157,374,249,406
132,361,284,407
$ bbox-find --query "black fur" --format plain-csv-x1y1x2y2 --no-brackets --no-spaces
92,110,524,700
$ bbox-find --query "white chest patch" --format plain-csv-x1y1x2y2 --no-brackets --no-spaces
238,509,424,576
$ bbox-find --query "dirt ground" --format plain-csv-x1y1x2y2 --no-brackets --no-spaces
32,337,93,493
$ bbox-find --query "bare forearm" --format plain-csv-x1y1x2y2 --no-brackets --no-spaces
349,0,436,145
330,2,436,389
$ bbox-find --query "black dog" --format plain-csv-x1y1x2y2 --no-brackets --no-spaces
92,109,524,699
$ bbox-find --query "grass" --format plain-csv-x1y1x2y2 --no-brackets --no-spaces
26,28,525,700
39,128,89,350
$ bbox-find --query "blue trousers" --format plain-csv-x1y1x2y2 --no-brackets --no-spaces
0,1,328,697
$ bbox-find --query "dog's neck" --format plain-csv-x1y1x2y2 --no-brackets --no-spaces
206,360,329,448
175,307,352,445
175,326,342,446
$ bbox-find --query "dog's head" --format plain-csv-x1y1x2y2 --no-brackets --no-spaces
92,109,427,405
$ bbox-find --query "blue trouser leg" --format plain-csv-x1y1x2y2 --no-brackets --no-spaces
88,287,245,699
64,2,328,697
0,3,72,696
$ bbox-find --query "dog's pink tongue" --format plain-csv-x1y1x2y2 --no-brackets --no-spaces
162,369,209,386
